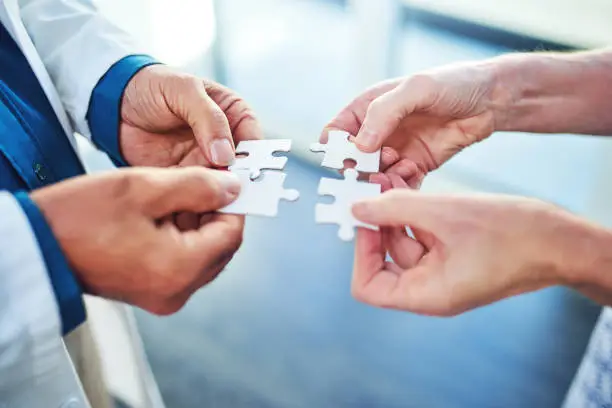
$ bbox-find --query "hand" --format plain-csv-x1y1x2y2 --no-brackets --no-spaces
31,167,243,315
349,184,612,316
324,62,504,185
120,65,262,168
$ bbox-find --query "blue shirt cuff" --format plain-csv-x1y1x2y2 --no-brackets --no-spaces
13,191,85,335
87,55,161,167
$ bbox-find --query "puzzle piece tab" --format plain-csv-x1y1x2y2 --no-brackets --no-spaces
310,130,381,173
219,169,300,217
315,168,381,241
230,139,292,179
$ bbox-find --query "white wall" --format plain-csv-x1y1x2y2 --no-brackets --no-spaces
94,0,217,75
404,0,612,48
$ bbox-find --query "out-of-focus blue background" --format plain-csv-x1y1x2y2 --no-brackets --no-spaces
85,1,612,406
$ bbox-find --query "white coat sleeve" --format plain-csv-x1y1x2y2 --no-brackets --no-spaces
0,192,88,408
16,0,146,140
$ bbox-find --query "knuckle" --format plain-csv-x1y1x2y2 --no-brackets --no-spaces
177,76,209,108
367,97,386,115
201,260,230,287
110,170,154,209
380,147,400,164
204,221,244,267
205,267,225,284
429,294,462,317
164,73,198,100
222,219,245,250
209,106,229,127
405,74,440,108
430,304,459,317
228,221,245,247
350,284,367,304
406,73,436,91
129,171,163,206
179,74,201,89
139,172,160,193
223,236,243,258
157,277,185,300
109,171,135,201
216,233,243,262
146,299,185,316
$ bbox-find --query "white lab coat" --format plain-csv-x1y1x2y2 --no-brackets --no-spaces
0,1,142,407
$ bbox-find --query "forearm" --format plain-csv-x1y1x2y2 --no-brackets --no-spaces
552,210,612,304
493,49,612,135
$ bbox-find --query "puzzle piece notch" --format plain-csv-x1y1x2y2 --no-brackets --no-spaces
219,169,300,217
315,168,381,241
310,130,381,173
230,139,292,179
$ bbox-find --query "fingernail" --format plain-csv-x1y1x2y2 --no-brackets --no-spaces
356,127,377,150
210,139,235,166
216,171,241,199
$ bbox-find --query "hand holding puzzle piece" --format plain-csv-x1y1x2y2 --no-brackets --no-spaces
219,131,382,241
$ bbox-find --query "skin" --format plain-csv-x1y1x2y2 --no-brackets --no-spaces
29,66,262,314
352,174,612,315
120,65,262,168
32,167,243,316
119,65,262,232
324,50,612,315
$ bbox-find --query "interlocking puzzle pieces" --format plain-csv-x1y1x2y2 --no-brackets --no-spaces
219,169,300,217
310,130,381,173
315,168,381,241
230,139,292,180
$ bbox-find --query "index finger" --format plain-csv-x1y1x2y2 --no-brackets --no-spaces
205,82,263,144
352,228,408,308
181,213,245,283
352,228,385,296
354,76,437,152
322,80,401,143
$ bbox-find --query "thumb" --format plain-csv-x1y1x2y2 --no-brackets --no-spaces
137,168,241,217
352,189,446,232
173,78,236,167
354,78,435,152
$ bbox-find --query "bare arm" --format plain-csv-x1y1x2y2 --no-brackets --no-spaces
328,48,612,183
494,49,612,135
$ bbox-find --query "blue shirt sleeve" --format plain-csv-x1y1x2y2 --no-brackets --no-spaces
87,55,161,167
13,191,85,335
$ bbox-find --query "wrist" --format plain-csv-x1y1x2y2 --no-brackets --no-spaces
87,55,160,167
13,191,86,334
489,53,551,133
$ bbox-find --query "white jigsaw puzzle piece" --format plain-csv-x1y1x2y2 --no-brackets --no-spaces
230,139,292,179
310,130,381,173
219,169,300,217
315,168,381,241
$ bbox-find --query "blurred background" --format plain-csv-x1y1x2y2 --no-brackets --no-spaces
83,0,612,407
